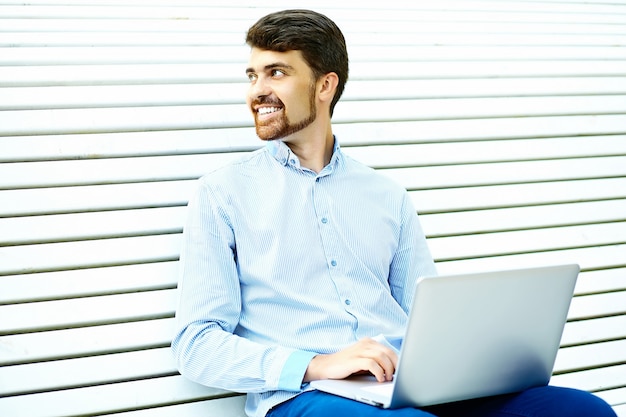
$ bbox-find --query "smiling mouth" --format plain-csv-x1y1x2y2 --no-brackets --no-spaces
257,106,283,115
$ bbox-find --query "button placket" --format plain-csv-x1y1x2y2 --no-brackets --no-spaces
313,180,355,313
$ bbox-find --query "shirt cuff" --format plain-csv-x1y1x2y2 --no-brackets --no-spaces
277,350,318,391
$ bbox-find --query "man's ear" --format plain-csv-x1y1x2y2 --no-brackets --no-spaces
318,72,339,103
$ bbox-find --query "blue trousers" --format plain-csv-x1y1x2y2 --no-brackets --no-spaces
267,386,617,417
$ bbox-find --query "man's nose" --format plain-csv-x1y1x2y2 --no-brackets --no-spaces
249,77,271,99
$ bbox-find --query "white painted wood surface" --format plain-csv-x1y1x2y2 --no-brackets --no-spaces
1,1,624,415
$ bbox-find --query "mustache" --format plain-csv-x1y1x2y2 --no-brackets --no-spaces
252,95,284,107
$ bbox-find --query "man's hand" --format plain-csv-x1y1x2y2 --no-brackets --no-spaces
303,337,398,383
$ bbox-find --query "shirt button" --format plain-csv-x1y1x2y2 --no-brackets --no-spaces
321,217,328,224
345,299,351,306
289,159,296,165
330,260,337,267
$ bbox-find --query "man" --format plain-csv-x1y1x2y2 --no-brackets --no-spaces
172,9,616,417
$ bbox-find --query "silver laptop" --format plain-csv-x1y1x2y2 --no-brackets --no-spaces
310,264,579,408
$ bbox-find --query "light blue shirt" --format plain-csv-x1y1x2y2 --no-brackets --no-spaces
172,138,437,417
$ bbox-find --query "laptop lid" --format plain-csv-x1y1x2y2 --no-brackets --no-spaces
311,264,579,408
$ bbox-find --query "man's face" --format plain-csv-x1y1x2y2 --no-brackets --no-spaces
246,48,317,141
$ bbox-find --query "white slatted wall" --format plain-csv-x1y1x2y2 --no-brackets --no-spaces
1,1,625,416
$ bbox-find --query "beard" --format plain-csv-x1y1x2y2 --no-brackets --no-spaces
252,83,317,141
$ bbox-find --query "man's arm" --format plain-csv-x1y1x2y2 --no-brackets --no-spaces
389,193,437,313
172,181,315,393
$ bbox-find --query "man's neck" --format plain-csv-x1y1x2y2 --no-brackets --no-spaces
283,124,335,173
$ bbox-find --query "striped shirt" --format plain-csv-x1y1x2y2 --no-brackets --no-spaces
172,138,437,417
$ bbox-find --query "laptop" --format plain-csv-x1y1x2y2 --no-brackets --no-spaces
310,264,579,408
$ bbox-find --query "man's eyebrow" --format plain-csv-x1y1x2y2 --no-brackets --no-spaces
246,62,294,74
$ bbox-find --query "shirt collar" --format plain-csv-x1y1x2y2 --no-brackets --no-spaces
266,137,344,174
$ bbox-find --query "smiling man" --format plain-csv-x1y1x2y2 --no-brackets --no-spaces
172,9,616,417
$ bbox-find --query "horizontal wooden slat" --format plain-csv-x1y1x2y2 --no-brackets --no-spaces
561,315,626,347
0,233,181,275
2,95,626,136
1,253,624,334
386,155,626,190
1,1,625,21
3,61,626,87
3,117,626,163
4,78,626,111
2,153,625,190
107,395,247,417
429,222,626,261
0,347,176,396
3,31,625,47
1,176,625,218
568,291,626,321
575,268,626,296
554,339,626,373
0,289,176,334
420,200,626,237
1,206,186,245
347,136,626,169
411,178,626,214
0,180,196,217
3,199,624,246
550,363,626,393
0,262,178,304
3,44,626,67
4,18,626,35
0,318,174,365
435,244,626,276
0,374,234,417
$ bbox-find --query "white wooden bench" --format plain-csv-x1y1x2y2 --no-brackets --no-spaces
1,1,625,415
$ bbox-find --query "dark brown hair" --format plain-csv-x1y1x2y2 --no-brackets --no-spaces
246,9,349,116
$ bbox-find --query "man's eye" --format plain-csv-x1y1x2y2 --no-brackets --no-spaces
271,69,285,77
247,73,257,82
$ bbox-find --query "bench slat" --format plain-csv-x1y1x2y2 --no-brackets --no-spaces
0,180,196,217
0,374,233,417
2,95,626,136
0,289,176,334
346,136,626,169
0,234,181,276
5,31,625,47
4,17,626,35
1,206,186,245
4,78,626,111
420,200,626,237
411,177,626,214
2,153,625,190
0,318,174,365
554,339,626,374
107,395,247,417
575,268,626,296
2,176,625,218
428,222,626,261
550,363,626,393
0,347,177,396
3,61,626,88
384,155,626,190
568,291,626,321
2,221,624,276
435,244,626,276
0,262,178,304
3,45,626,67
4,200,625,245
561,315,626,347
3,118,625,163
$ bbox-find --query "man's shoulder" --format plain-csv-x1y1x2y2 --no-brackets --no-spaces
343,153,406,194
199,146,269,184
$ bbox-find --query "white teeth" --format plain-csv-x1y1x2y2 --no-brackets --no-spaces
258,107,281,115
